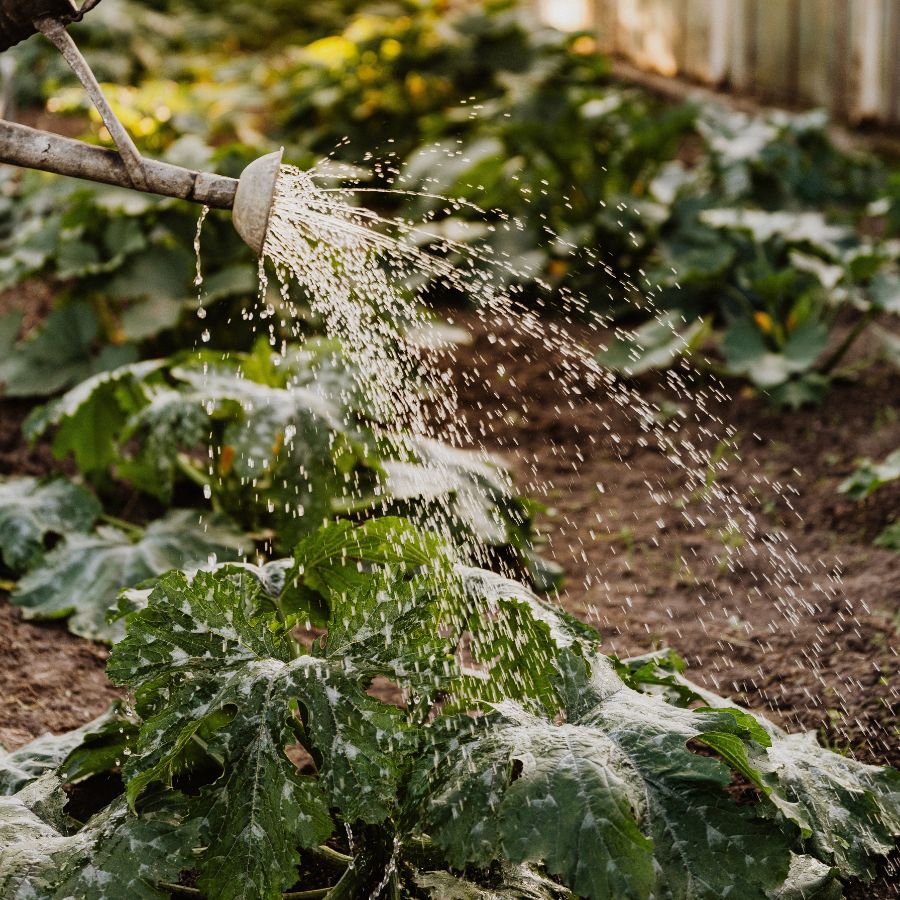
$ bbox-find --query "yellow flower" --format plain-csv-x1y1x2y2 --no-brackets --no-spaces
380,38,402,61
406,72,428,101
753,311,773,334
219,445,235,476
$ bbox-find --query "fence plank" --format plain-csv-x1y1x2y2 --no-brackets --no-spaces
880,0,899,126
796,0,836,110
752,0,794,102
533,0,898,128
683,0,711,82
613,0,684,76
728,0,755,92
593,0,618,53
850,0,884,121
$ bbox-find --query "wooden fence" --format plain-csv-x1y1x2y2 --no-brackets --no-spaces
533,0,900,128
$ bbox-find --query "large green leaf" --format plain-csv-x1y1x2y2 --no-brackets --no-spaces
354,437,561,588
760,732,900,880
25,359,165,475
108,567,411,900
0,477,100,571
721,318,827,391
596,312,707,376
287,521,580,711
414,653,792,900
0,775,199,899
620,652,900,882
700,209,851,254
0,705,126,796
289,516,444,607
838,449,900,500
0,303,138,399
12,509,246,641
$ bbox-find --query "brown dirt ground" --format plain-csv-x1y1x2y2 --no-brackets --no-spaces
0,294,898,894
442,310,899,768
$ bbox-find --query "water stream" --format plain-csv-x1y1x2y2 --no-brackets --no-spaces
196,153,855,746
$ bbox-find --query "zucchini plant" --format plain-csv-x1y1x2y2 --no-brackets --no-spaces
839,448,900,551
1,517,897,898
3,339,557,641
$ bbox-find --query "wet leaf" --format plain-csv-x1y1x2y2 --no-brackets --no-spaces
415,653,790,900
108,567,412,899
0,775,199,899
0,477,100,571
0,705,126,796
760,732,900,880
12,510,246,641
25,359,165,475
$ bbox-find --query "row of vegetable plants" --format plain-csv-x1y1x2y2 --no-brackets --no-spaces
1,514,898,897
2,0,900,409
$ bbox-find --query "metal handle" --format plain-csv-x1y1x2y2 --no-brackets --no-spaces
34,15,148,189
0,118,238,209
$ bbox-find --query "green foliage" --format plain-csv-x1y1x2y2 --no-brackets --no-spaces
838,448,900,552
0,705,129,796
3,0,898,407
596,312,708,376
11,509,246,641
3,518,897,898
0,303,138,398
414,654,790,900
839,449,900,501
1,3,899,894
0,775,200,899
24,342,556,589
0,476,100,571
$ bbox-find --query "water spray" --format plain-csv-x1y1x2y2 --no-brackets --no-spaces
0,0,281,255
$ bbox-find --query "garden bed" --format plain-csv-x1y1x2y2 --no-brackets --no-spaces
2,304,896,760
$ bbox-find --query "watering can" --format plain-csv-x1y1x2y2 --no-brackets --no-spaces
0,0,280,255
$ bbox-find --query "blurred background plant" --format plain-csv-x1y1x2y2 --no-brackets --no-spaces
1,0,899,406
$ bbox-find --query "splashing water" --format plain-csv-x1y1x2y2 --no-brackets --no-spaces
194,153,869,751
186,148,888,891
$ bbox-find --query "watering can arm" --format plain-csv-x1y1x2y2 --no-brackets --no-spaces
34,15,147,190
0,118,238,209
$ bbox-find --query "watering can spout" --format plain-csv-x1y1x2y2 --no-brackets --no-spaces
232,149,283,257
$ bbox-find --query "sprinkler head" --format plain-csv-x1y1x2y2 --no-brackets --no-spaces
232,147,284,257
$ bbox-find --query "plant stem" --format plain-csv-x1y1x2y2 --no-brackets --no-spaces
176,454,223,513
98,512,145,539
310,845,353,866
176,453,212,489
819,309,876,375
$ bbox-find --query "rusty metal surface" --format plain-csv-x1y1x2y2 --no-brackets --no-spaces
0,118,239,209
